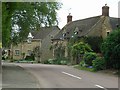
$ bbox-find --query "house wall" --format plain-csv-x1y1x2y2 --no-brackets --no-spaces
87,16,112,38
41,29,60,62
101,16,112,38
11,39,41,60
52,39,68,58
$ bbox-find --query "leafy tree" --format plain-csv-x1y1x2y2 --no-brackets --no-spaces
101,29,120,69
71,42,93,64
83,52,97,66
2,2,62,47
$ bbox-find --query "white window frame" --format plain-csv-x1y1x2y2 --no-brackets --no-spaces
27,50,32,56
15,50,20,56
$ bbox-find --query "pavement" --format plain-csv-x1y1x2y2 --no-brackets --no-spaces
1,63,119,90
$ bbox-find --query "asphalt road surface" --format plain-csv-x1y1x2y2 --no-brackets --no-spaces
2,63,40,88
2,63,119,90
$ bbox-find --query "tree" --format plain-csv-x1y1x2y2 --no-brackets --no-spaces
33,46,42,63
101,29,120,69
2,2,62,47
71,42,93,64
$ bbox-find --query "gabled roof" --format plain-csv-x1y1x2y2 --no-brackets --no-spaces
31,26,60,39
53,16,101,40
109,17,119,30
53,16,119,40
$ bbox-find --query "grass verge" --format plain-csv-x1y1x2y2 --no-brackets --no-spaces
74,65,96,72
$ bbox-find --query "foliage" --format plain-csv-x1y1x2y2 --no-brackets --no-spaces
33,46,41,57
101,29,120,69
2,2,62,47
71,42,92,57
21,53,25,59
54,43,65,59
85,36,103,53
83,52,97,66
0,43,2,48
33,46,41,62
74,65,94,72
92,57,106,71
79,60,87,67
25,54,35,61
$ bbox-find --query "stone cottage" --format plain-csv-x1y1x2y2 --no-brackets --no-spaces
11,26,60,62
51,4,119,62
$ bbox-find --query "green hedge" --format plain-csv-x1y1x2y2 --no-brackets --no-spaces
92,57,106,71
83,52,97,66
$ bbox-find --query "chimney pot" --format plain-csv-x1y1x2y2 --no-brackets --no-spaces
67,14,72,23
102,4,109,16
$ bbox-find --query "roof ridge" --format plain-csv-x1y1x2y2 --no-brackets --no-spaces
62,15,101,30
83,16,105,36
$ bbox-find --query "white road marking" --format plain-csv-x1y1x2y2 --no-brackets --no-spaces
95,84,107,90
62,71,82,79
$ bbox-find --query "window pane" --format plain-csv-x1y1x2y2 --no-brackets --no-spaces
15,50,20,56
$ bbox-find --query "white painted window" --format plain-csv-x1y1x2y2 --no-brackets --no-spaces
27,50,32,56
15,50,20,56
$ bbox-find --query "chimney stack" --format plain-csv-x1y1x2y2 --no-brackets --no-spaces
102,4,109,16
67,13,72,23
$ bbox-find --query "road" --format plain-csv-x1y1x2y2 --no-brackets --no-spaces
2,63,40,89
2,63,119,90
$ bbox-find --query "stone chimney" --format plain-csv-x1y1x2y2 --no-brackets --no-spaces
67,13,72,23
102,4,109,16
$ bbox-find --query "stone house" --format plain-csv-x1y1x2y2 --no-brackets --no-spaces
11,26,60,62
51,4,119,62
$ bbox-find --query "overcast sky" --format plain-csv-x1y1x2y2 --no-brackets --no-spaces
57,0,120,29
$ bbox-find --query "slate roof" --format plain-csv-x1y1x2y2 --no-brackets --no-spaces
53,16,119,40
109,17,119,30
31,26,60,39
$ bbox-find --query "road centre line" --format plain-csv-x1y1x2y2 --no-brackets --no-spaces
62,71,82,79
62,72,108,89
95,84,108,90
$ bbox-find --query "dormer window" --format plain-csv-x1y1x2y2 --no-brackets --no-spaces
74,27,79,35
63,33,66,37
107,31,110,36
74,31,78,35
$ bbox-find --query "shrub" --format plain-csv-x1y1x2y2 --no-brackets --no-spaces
83,52,97,66
43,60,49,64
54,57,69,65
25,55,35,61
79,60,88,67
92,57,106,71
101,29,120,69
48,59,55,64
85,36,103,53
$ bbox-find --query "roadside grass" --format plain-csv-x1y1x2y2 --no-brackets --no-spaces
74,65,120,76
73,65,96,72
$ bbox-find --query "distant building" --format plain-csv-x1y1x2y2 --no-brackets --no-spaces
52,4,119,61
10,26,60,62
